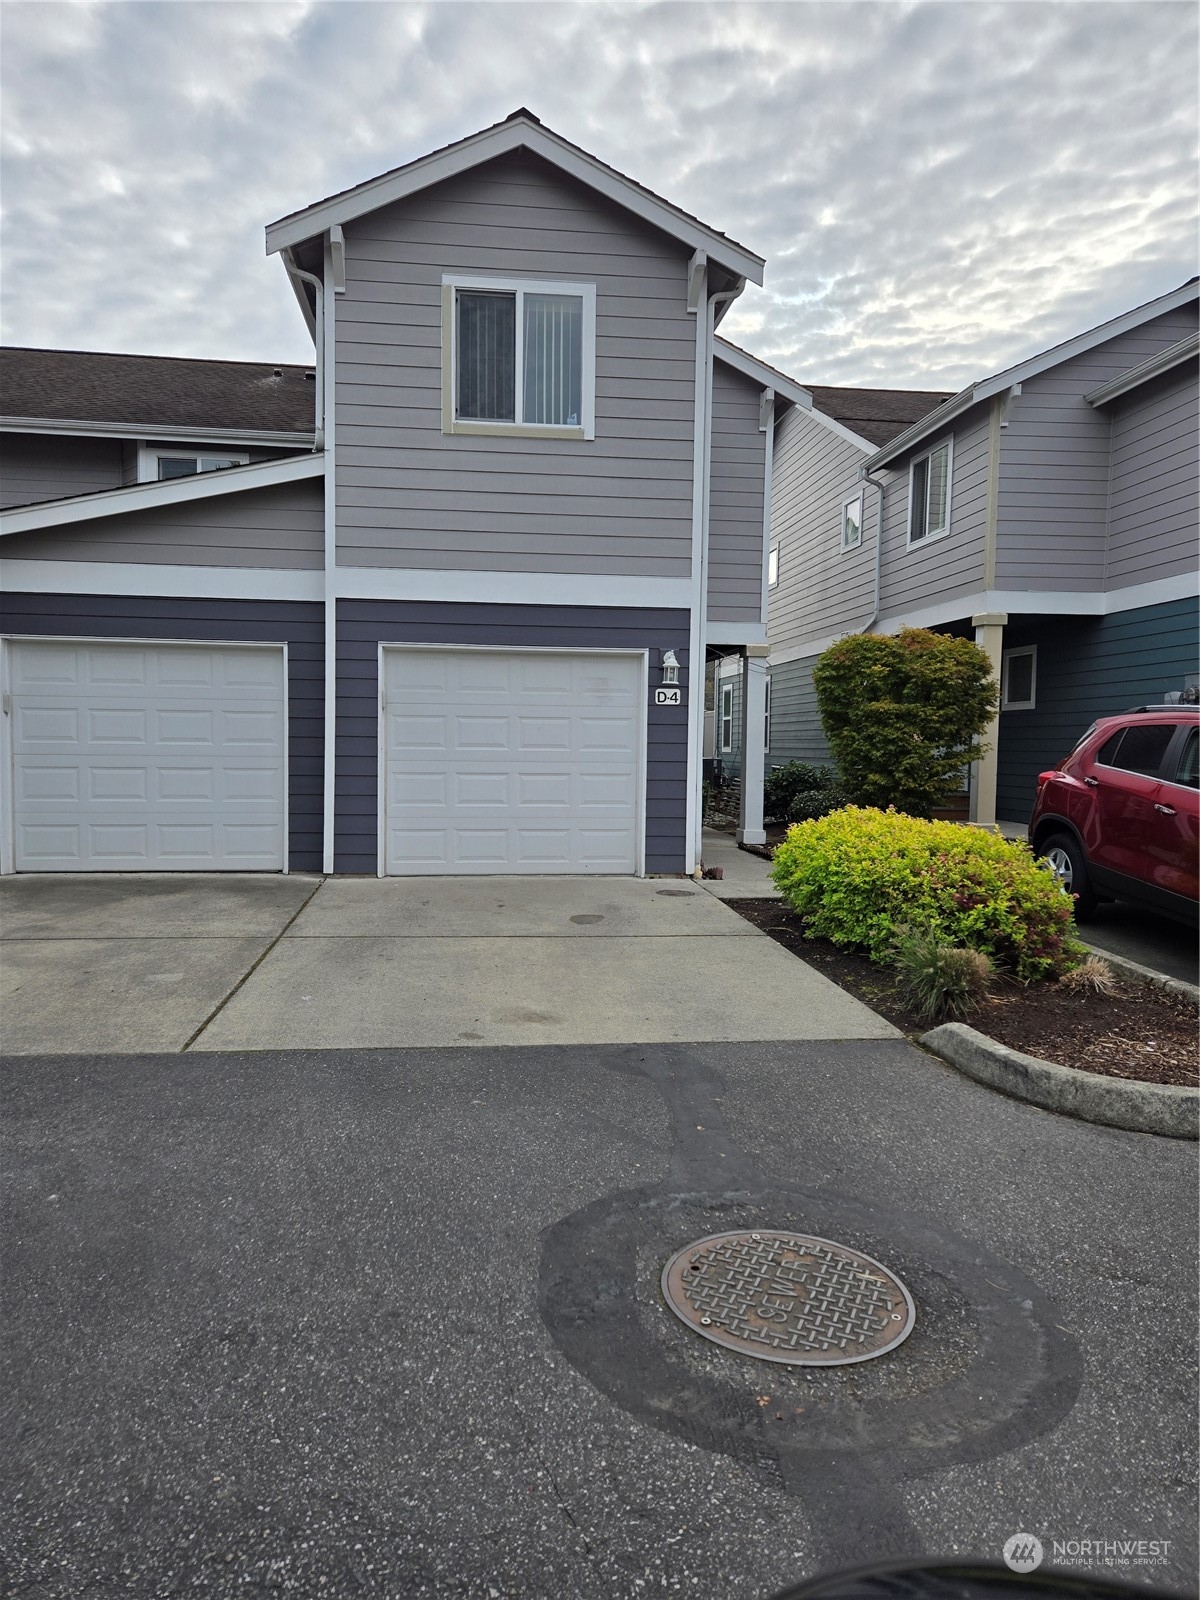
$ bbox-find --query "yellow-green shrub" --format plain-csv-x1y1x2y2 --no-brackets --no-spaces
771,807,1083,982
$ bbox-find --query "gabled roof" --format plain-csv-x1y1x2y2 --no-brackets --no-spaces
806,385,953,449
1085,330,1199,407
0,452,324,537
866,278,1200,469
713,338,812,410
0,347,316,440
265,109,765,286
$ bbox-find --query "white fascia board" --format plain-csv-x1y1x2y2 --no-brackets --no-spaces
804,405,878,456
0,417,316,448
864,384,978,469
1085,330,1200,407
265,119,765,286
972,280,1200,406
333,567,693,610
713,339,812,410
0,558,323,602
767,570,1200,667
0,453,325,538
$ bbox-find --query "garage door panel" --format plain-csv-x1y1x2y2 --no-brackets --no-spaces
383,648,642,876
9,640,286,872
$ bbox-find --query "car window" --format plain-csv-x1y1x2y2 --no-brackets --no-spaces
1098,722,1176,777
1169,728,1198,789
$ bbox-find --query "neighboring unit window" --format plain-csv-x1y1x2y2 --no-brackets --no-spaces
1098,723,1175,777
764,676,772,753
841,491,863,551
768,544,780,588
1001,645,1036,710
156,453,247,480
446,275,596,437
720,683,734,753
908,437,952,544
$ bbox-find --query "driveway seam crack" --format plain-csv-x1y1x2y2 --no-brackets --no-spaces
178,877,326,1052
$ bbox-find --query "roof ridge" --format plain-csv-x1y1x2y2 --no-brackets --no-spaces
1,345,313,371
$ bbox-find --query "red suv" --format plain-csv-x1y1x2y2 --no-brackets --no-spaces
1029,706,1199,925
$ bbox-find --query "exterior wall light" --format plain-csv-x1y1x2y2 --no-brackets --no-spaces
661,649,680,686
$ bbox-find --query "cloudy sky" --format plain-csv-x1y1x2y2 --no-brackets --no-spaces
1,0,1196,390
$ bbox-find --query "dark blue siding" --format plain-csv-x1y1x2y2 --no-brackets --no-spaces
336,601,690,874
997,597,1200,822
0,592,324,871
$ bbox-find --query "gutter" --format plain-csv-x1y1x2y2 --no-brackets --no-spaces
282,250,326,450
0,418,315,449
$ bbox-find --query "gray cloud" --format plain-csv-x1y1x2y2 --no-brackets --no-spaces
1,0,1195,389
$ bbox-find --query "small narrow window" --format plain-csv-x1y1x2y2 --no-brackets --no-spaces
768,544,779,588
841,491,863,551
908,437,952,544
155,452,247,480
764,676,772,753
1001,645,1036,710
720,682,734,753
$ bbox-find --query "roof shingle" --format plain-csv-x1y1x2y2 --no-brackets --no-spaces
806,385,953,448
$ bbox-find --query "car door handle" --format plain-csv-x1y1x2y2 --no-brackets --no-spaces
1084,776,1099,787
1155,802,1177,816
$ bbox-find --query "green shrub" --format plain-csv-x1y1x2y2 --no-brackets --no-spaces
891,925,992,1021
771,807,1083,982
812,628,997,817
787,783,851,822
763,760,835,822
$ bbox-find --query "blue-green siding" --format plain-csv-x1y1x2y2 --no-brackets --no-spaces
996,597,1199,822
762,655,831,770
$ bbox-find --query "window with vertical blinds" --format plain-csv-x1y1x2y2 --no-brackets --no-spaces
446,275,594,435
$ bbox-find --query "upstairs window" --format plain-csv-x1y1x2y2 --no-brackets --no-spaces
908,437,952,545
444,274,596,438
841,490,863,551
138,448,249,482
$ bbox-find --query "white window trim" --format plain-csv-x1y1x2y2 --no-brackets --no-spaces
841,490,864,552
720,682,734,753
137,445,250,483
764,675,772,753
441,272,596,440
768,543,780,588
1001,644,1037,710
906,435,954,548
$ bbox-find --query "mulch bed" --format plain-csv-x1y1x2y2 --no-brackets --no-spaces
731,898,1199,1089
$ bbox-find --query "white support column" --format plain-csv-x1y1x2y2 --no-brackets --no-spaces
970,611,1007,826
738,647,769,845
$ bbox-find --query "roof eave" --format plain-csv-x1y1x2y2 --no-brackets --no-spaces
713,338,812,409
864,385,978,470
0,416,316,448
265,118,765,286
1085,330,1200,407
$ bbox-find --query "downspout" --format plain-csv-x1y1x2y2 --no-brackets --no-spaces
282,250,325,451
691,281,744,877
857,466,887,631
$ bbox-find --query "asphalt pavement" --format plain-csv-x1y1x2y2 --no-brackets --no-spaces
2,1040,1196,1598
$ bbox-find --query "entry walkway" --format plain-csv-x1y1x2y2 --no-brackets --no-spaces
0,870,893,1054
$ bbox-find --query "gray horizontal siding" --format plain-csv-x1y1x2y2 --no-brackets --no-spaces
1,433,125,509
715,666,744,779
335,601,690,874
334,150,696,578
0,591,323,870
996,305,1198,592
1105,366,1199,587
764,655,832,769
767,406,874,656
878,408,990,616
996,597,1199,823
707,363,765,625
1,478,325,569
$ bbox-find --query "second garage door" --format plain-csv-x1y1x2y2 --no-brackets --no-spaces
381,647,644,875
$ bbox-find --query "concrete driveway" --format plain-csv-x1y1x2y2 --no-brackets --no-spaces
0,868,893,1054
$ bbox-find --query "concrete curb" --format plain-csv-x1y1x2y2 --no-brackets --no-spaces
921,1021,1199,1140
1080,942,1199,1001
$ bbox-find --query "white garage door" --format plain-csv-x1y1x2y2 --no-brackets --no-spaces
8,639,286,871
382,647,643,875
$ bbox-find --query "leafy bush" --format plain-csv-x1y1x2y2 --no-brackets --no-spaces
763,761,834,822
812,628,997,817
771,807,1083,982
788,782,851,822
891,925,992,1021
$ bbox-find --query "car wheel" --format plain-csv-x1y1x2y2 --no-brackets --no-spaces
1040,831,1097,920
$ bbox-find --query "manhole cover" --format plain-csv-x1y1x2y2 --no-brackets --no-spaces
662,1230,915,1367
655,889,695,897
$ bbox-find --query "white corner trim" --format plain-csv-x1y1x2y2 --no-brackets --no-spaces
0,453,326,538
332,567,693,610
265,117,765,284
322,240,338,875
0,417,316,449
713,338,812,410
766,569,1200,668
0,559,323,602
